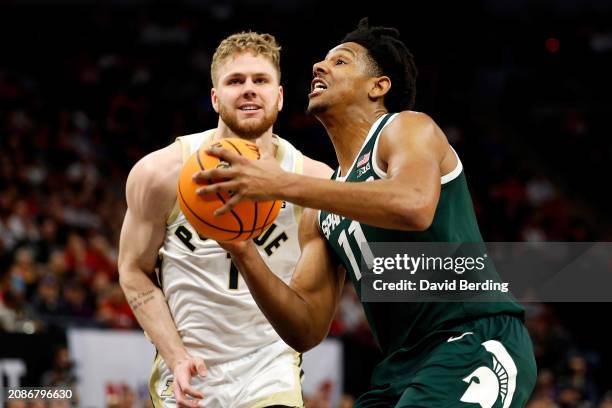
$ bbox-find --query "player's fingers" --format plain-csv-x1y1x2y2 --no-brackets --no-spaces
181,384,204,400
213,194,243,216
192,167,237,184
177,376,204,401
206,146,246,163
195,358,207,377
176,395,200,408
173,379,190,408
176,391,194,408
196,180,238,196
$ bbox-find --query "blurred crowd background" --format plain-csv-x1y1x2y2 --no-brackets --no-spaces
1,0,611,407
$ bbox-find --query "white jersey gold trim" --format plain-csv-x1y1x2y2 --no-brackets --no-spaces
150,339,304,407
167,135,197,226
157,130,305,370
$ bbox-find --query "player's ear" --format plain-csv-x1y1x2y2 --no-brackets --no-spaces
278,85,284,112
368,76,391,100
211,88,219,113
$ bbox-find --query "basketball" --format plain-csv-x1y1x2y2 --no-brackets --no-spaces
177,137,282,241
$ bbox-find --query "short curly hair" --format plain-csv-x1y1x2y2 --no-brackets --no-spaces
211,31,281,86
342,18,418,111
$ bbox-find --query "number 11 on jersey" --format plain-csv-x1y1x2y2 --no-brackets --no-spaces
337,220,375,281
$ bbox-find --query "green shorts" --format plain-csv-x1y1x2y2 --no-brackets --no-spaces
355,314,537,408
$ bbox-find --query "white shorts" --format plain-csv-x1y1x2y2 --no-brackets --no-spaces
149,340,304,408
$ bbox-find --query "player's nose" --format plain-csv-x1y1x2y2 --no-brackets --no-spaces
312,60,328,77
242,78,258,97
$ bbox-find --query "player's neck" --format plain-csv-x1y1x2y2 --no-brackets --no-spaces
214,124,278,158
317,108,386,176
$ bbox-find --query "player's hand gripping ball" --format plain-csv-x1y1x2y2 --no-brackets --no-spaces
177,138,282,241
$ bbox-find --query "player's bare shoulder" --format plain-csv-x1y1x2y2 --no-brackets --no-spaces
125,141,183,220
378,111,449,161
385,111,440,140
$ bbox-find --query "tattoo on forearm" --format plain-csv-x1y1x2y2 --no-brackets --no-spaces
128,289,156,311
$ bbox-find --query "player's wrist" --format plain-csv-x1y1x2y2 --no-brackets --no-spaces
224,240,255,258
167,350,192,372
278,171,301,202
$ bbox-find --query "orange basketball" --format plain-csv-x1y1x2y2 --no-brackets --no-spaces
177,137,282,241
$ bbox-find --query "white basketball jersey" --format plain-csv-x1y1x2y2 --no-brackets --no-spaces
158,130,304,366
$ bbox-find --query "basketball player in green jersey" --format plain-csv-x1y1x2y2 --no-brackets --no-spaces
194,19,537,407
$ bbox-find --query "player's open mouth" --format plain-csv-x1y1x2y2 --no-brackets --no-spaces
310,78,328,97
239,104,261,112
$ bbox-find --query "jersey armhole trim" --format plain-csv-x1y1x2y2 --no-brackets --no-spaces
166,137,192,225
441,147,463,185
273,134,287,164
371,113,399,178
148,352,164,408
371,117,464,184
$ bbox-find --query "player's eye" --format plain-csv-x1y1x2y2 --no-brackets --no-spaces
335,59,347,65
228,78,242,85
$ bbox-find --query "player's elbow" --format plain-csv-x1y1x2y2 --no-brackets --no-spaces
281,317,328,352
117,261,140,293
395,201,435,231
408,209,435,231
117,270,134,293
287,331,326,353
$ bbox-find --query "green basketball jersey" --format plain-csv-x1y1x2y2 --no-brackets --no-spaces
318,113,524,357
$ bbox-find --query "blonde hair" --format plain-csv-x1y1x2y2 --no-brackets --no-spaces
211,31,281,85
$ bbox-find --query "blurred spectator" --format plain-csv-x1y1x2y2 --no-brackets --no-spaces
59,278,94,319
557,354,599,405
5,401,27,408
304,381,333,408
31,273,61,318
526,174,557,207
556,386,592,408
532,369,558,402
7,200,39,245
527,397,560,408
33,217,62,263
0,268,41,332
331,285,370,339
40,345,77,388
10,247,39,289
106,382,138,408
599,391,612,408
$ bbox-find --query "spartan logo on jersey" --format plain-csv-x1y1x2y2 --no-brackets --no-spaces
459,340,517,408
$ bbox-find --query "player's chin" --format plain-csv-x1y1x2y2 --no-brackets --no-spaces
235,121,272,139
306,99,328,116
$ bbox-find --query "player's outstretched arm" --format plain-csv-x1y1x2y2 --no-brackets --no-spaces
195,112,447,231
118,143,205,408
224,209,345,352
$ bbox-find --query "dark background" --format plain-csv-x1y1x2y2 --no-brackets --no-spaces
1,0,611,406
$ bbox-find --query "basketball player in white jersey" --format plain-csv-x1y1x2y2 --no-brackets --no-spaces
118,32,331,408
